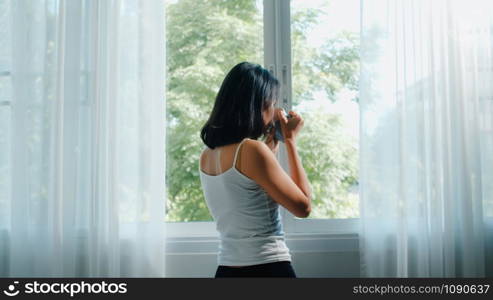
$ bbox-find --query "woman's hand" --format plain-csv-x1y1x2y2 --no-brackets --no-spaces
277,108,304,143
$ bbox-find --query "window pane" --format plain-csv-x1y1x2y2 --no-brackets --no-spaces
165,0,263,222
291,0,360,219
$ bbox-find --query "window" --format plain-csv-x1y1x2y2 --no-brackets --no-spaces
290,0,359,220
165,0,360,236
165,0,264,224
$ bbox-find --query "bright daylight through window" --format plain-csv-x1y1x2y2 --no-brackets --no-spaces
165,0,360,223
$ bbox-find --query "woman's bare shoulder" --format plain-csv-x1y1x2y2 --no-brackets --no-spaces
242,138,274,160
243,138,266,150
199,147,212,166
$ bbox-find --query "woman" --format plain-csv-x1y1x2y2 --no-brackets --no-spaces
199,62,312,278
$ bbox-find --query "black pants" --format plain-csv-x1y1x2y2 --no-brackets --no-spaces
215,261,297,278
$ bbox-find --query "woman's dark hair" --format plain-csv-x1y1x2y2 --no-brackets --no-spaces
200,62,280,149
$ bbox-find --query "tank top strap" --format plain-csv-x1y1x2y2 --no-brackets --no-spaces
232,138,248,167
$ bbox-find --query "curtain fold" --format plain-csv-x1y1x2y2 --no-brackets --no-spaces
359,0,493,277
0,0,166,277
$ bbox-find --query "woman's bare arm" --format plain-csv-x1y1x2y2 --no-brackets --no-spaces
284,139,312,200
242,140,311,218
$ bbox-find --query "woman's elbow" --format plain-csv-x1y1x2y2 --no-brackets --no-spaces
296,208,311,218
303,203,312,218
297,198,311,218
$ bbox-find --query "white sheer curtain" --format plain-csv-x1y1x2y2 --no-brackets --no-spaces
0,0,166,277
359,0,493,277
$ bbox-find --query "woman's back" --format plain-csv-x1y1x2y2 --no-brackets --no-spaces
198,62,310,276
199,138,292,267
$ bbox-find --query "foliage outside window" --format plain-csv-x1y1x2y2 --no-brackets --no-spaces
165,0,359,222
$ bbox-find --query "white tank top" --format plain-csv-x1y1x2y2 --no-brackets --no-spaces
198,138,292,266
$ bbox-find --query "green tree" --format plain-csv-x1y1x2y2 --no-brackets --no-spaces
296,109,358,218
165,0,359,221
165,0,262,221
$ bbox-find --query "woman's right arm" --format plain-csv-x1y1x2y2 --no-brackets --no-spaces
244,109,312,218
247,141,312,218
284,138,312,200
281,110,312,201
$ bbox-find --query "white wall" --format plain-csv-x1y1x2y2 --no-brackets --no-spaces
164,234,360,278
165,225,493,277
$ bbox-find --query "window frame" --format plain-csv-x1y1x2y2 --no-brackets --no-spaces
165,0,359,238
